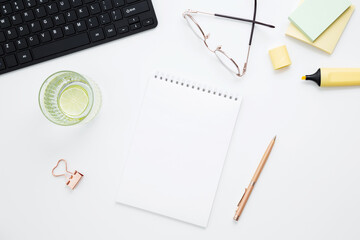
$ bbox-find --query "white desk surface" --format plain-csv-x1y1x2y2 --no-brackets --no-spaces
1,0,360,239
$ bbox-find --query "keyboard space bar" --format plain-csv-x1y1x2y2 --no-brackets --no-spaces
32,33,90,60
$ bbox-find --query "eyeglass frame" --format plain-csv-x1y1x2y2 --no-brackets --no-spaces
183,0,271,77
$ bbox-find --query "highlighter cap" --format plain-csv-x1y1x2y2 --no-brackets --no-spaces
269,45,292,70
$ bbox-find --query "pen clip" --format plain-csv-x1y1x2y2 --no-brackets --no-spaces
238,188,247,206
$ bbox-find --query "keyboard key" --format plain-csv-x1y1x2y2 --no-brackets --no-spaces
0,46,3,55
41,17,53,29
30,21,41,32
101,0,112,11
35,6,47,18
118,25,128,34
47,3,59,15
39,31,51,42
87,17,98,28
104,24,116,37
143,18,153,26
23,10,35,22
6,28,18,40
113,0,125,7
127,0,138,3
123,1,149,17
17,50,32,64
4,42,16,53
77,6,89,18
70,0,82,7
59,0,71,11
16,38,28,49
89,3,100,14
0,32,5,42
27,35,40,46
51,28,63,39
130,22,141,30
18,25,30,36
63,23,75,35
25,0,36,8
111,9,122,21
1,3,13,15
0,58,5,70
0,17,11,28
11,14,23,25
65,10,77,22
53,14,65,25
4,55,17,68
90,28,104,42
75,20,86,32
128,16,139,24
32,32,90,59
99,13,110,24
37,0,49,4
12,0,25,11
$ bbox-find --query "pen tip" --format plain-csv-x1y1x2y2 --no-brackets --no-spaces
301,76,306,80
273,135,277,141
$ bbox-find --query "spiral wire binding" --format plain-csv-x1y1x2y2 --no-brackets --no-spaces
153,72,239,101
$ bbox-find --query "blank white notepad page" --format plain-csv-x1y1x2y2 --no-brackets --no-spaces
116,72,241,227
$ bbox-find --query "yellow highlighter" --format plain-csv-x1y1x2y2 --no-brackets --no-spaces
302,68,360,87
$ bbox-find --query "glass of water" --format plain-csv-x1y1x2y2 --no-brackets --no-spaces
39,71,102,126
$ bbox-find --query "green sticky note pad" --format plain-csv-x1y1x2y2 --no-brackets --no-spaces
288,0,351,42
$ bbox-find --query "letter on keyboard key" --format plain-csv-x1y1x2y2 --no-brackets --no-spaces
101,0,112,11
118,26,128,34
104,25,116,37
123,1,149,17
39,31,52,43
113,0,125,7
59,0,71,11
32,33,90,59
17,50,32,64
130,22,141,31
143,18,153,26
0,17,11,29
75,20,87,32
90,28,105,42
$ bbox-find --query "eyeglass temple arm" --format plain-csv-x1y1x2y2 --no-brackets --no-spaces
189,10,275,28
214,13,274,28
249,0,257,45
242,0,257,75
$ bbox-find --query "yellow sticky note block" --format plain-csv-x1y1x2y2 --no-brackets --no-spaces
269,45,291,70
286,3,355,54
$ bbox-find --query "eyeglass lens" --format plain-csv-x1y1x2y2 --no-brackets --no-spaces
184,14,206,41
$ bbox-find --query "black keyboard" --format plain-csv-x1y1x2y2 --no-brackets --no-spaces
0,0,157,75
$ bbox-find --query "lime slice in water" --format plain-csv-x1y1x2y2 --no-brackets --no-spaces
59,85,89,116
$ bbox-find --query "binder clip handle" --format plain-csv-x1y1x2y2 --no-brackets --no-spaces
52,159,74,179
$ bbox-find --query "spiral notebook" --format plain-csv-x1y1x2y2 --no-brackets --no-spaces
116,72,242,227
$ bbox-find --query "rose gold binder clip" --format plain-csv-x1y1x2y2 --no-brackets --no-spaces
52,159,83,190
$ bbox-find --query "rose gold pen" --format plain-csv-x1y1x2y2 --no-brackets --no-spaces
233,136,277,221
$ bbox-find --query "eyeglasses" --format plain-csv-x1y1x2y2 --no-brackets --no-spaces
182,0,275,77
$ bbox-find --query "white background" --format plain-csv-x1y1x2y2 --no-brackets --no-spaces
1,0,360,239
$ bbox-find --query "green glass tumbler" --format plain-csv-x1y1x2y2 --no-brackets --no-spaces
39,71,102,126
